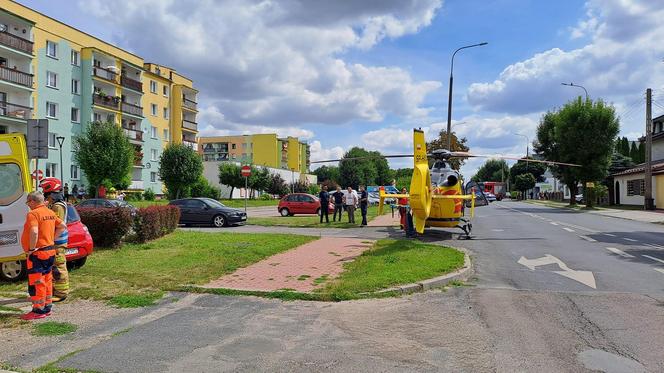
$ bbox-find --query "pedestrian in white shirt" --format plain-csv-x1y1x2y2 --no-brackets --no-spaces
343,186,357,224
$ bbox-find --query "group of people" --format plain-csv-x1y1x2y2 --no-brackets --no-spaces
19,177,71,320
318,185,369,226
61,182,87,203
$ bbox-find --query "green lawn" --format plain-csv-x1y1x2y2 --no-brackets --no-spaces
249,205,387,228
130,199,278,209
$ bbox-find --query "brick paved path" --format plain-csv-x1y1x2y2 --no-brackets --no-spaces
368,210,401,227
205,237,374,292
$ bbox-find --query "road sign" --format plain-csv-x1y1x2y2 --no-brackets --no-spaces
26,119,48,159
31,169,44,180
586,182,595,188
241,165,251,177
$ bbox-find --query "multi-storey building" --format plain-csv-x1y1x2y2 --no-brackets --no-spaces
199,134,310,174
0,1,198,193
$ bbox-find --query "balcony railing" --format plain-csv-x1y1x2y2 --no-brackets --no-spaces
183,140,197,150
134,152,144,166
183,119,197,131
183,97,197,111
0,66,33,88
129,180,144,190
0,31,33,54
0,101,31,120
121,102,143,117
92,66,118,83
123,127,144,142
92,94,120,110
120,75,142,92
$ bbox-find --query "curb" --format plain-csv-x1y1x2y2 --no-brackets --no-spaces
376,248,473,295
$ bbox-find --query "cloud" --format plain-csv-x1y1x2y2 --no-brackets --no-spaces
309,140,344,170
79,0,442,132
198,106,314,139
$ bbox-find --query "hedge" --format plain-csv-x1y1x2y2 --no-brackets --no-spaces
133,205,180,243
78,207,133,248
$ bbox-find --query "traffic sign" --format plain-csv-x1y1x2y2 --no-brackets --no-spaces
27,119,49,159
31,169,44,180
241,165,251,177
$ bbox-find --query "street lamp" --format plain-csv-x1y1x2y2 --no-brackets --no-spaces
513,132,529,167
56,136,65,182
561,82,588,100
446,42,488,149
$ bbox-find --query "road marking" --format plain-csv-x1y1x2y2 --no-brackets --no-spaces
517,254,596,289
644,243,664,250
579,235,597,242
605,247,634,258
603,233,616,237
623,238,638,242
563,227,575,232
550,222,559,226
643,255,664,265
655,268,664,275
491,229,504,232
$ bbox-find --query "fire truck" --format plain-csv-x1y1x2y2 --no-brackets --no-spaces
478,181,507,201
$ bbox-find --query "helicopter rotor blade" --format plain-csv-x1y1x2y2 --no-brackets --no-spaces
310,154,413,164
449,153,581,167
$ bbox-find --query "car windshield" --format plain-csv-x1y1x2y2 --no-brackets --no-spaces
204,199,226,208
66,205,80,224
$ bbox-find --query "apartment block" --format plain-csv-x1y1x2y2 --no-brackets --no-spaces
0,1,198,193
199,134,310,174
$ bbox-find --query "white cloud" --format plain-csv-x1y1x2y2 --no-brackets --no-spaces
309,140,344,170
198,106,314,139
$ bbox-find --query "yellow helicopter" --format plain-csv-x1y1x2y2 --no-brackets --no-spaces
313,128,579,238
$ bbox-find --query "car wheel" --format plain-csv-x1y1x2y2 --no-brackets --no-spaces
0,260,27,282
280,208,290,217
75,257,87,268
316,208,321,216
213,214,226,227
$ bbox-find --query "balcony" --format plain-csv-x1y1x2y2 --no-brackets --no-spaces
92,66,118,83
183,119,197,131
0,66,33,88
134,151,144,167
121,102,143,117
0,31,33,55
123,126,144,142
0,101,31,120
129,180,144,190
121,75,142,92
183,140,197,151
92,93,120,110
183,97,197,111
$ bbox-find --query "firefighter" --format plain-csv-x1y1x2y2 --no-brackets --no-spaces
20,191,66,320
398,187,409,230
40,178,69,302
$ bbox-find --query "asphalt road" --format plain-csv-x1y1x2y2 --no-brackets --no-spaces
10,201,664,372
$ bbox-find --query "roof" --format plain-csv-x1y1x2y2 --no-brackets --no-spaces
612,160,664,177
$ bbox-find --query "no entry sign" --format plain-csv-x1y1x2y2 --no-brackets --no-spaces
241,165,251,177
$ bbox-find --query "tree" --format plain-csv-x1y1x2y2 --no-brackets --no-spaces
159,143,203,199
338,147,378,188
218,162,244,199
514,173,536,196
248,166,271,197
312,165,340,184
609,152,635,175
472,159,509,182
426,130,469,170
266,173,288,196
73,121,134,196
637,141,645,164
534,97,619,206
395,175,411,192
629,142,640,164
509,158,547,185
369,151,394,186
190,176,221,199
394,168,413,179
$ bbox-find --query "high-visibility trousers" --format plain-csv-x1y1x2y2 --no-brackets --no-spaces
52,246,69,299
27,250,55,314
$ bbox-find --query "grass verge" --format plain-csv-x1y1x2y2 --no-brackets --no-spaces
249,205,387,228
32,321,77,336
131,199,278,209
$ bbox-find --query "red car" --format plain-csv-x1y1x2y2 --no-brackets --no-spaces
278,193,334,216
0,204,94,282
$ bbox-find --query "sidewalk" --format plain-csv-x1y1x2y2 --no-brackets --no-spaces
524,200,664,224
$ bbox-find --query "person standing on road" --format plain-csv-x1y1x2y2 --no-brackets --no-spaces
71,184,78,203
319,185,330,223
40,178,70,302
331,186,344,222
343,186,357,223
20,191,66,320
63,183,69,203
359,185,368,226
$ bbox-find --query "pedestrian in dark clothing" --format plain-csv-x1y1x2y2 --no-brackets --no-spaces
71,184,78,203
319,185,330,223
331,186,344,221
63,183,70,203
359,185,368,226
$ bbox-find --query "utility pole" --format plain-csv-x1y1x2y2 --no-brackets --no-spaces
645,88,654,210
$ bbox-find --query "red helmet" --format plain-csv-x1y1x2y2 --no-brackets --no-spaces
40,177,62,194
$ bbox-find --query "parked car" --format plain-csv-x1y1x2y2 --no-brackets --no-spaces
0,204,94,282
77,198,138,216
575,194,584,203
483,192,497,202
278,193,334,216
169,198,247,227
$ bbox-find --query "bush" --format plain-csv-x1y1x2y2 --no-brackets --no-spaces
259,193,274,200
133,206,181,243
190,177,221,199
143,188,155,201
78,207,133,247
124,191,143,201
307,184,321,195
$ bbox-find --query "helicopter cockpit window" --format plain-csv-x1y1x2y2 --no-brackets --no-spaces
442,174,458,187
464,181,489,207
431,160,447,170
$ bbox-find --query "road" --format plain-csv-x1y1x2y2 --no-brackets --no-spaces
8,201,664,372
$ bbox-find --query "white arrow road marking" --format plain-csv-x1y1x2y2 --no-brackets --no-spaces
579,235,597,242
550,222,559,226
655,268,664,275
605,247,634,258
603,233,616,237
623,238,638,242
517,254,597,289
644,243,664,250
563,227,575,232
643,255,664,265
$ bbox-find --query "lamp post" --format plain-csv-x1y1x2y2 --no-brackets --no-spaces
561,82,588,100
56,136,65,182
513,132,529,168
446,42,488,149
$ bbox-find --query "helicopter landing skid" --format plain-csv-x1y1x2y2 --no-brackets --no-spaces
456,219,473,239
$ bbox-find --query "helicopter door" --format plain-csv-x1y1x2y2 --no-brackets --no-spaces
464,181,489,207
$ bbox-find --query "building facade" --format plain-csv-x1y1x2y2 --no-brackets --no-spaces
199,134,310,174
0,1,198,193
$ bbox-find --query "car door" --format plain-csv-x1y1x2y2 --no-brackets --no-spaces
302,195,317,213
188,199,209,223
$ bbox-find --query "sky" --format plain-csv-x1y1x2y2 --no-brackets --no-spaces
18,0,664,178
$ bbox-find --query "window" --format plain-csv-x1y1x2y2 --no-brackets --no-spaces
106,114,115,123
71,107,80,123
163,107,169,119
46,40,57,58
150,80,157,93
48,132,56,148
150,172,157,183
150,149,158,161
0,164,23,205
150,104,157,116
46,102,57,118
93,112,102,122
71,79,80,94
242,143,247,149
45,163,57,178
71,50,79,66
163,129,169,141
163,85,169,97
232,144,236,150
151,126,158,139
70,165,80,180
627,179,645,196
46,71,58,88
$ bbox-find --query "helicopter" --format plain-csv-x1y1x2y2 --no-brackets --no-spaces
311,128,580,238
